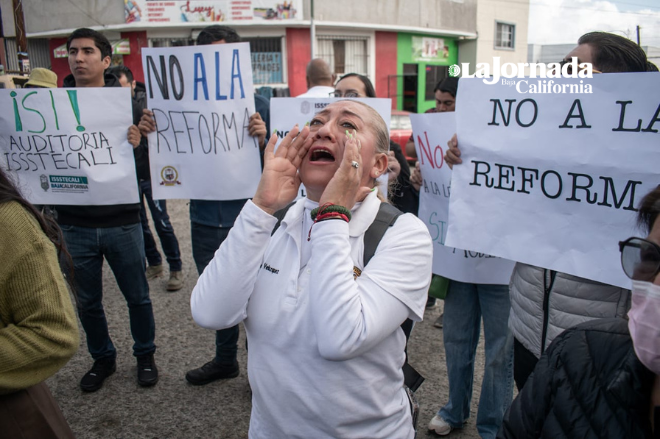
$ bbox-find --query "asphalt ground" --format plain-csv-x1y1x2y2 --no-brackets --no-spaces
48,199,487,439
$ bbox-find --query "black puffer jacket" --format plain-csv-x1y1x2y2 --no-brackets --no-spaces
498,318,655,439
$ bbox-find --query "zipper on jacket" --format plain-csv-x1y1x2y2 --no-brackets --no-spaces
540,270,557,353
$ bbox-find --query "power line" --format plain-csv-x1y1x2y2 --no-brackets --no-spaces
62,0,104,26
605,0,660,10
490,0,660,15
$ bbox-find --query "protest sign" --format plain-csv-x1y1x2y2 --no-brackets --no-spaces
142,43,260,200
412,112,515,284
270,97,391,199
0,87,139,205
446,73,660,288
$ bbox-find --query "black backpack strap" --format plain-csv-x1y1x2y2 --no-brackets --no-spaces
362,202,402,266
271,202,296,236
363,203,425,392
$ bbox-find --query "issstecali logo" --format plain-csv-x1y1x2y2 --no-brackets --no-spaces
160,166,182,186
46,175,89,193
449,57,595,94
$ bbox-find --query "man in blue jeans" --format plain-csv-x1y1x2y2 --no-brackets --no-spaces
139,25,269,385
425,77,513,438
428,281,513,438
108,65,184,291
57,28,158,392
186,25,269,385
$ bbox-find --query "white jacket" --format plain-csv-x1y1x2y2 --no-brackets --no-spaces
191,191,433,439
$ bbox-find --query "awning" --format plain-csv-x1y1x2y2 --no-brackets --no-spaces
53,39,131,58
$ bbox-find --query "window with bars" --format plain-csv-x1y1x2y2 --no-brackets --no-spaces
150,37,284,85
495,22,515,49
244,37,284,84
317,36,368,76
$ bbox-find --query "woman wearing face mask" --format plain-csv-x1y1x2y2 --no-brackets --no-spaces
334,73,419,215
191,100,433,438
497,185,660,439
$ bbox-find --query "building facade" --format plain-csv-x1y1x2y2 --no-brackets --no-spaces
3,0,529,112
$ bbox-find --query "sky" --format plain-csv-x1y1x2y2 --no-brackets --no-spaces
527,0,660,49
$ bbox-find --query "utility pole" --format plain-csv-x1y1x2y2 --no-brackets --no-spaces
12,0,29,73
0,5,7,73
636,25,641,46
310,0,315,59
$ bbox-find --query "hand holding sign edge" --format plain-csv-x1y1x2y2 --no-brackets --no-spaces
444,133,461,169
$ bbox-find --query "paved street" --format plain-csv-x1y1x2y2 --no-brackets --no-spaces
49,199,487,439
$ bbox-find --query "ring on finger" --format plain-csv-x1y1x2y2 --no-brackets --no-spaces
351,161,359,169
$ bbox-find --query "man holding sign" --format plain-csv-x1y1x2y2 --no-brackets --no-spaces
445,32,656,393
139,25,269,386
55,28,158,392
413,79,515,439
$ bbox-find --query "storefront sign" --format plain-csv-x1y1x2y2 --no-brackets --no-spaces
251,52,282,84
53,40,131,59
125,0,302,24
412,36,450,62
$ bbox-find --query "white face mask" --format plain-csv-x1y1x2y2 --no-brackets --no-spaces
628,280,660,374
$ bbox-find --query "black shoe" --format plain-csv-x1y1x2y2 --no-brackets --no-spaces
137,353,159,387
185,359,239,385
80,357,116,392
426,296,437,309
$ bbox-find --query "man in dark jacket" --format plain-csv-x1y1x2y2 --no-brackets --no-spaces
497,318,655,439
138,25,269,386
107,65,184,292
57,28,158,392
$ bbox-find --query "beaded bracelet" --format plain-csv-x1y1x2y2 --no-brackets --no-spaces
316,212,350,223
307,204,351,240
310,203,352,221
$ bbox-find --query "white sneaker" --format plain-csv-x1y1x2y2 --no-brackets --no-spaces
428,415,453,436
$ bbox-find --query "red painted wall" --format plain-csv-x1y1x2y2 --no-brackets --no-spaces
375,31,398,108
49,37,70,87
121,31,148,83
286,27,310,97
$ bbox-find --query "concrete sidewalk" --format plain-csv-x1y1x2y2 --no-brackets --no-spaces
49,199,486,439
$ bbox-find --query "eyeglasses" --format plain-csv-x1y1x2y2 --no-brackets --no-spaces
619,237,660,281
330,91,360,98
559,58,602,75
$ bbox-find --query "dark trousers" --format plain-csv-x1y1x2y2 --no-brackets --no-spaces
140,180,182,271
191,222,238,364
61,224,156,360
513,337,539,391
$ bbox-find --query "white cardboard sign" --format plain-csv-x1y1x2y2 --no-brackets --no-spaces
446,73,660,289
142,43,261,200
412,112,515,284
0,88,139,205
